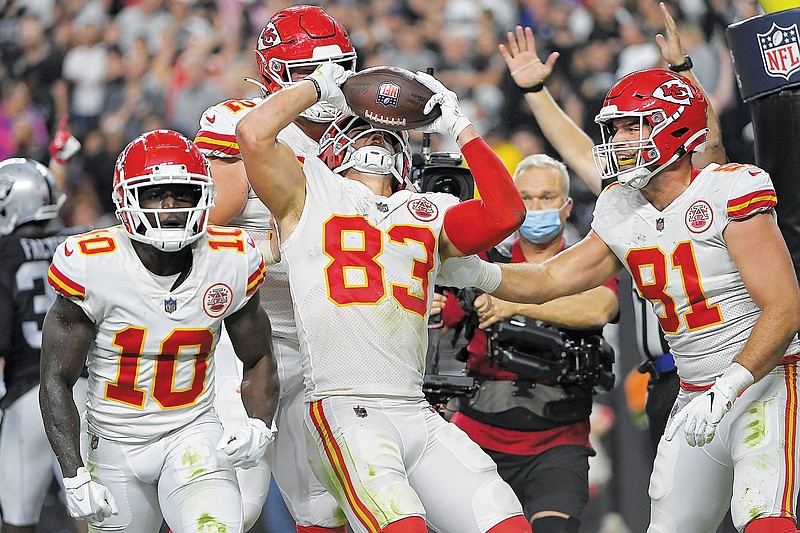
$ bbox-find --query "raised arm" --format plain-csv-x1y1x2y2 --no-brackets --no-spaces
40,295,94,477
410,72,525,259
655,2,726,167
236,82,313,235
237,64,352,237
499,26,601,194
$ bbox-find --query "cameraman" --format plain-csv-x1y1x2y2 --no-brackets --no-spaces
442,154,619,533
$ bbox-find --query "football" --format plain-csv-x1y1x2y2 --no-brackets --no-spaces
341,66,442,131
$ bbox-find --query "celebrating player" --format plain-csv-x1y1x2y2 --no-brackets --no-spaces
0,158,87,533
39,130,279,532
477,69,800,533
193,6,356,530
236,57,530,532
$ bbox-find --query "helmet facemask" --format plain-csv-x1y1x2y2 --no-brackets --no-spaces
319,116,414,191
592,111,668,190
114,167,215,252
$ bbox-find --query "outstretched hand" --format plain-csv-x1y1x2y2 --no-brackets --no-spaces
498,26,559,90
655,2,685,67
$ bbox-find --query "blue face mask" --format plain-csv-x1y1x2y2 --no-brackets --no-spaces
518,200,570,244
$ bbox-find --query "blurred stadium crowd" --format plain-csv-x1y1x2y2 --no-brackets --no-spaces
0,0,763,233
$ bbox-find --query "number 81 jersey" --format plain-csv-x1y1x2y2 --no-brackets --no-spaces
47,225,266,442
592,163,800,384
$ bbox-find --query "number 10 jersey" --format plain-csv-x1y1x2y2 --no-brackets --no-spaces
47,226,266,443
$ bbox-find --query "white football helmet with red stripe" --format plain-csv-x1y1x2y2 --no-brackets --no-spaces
113,130,215,252
592,68,708,190
254,5,357,123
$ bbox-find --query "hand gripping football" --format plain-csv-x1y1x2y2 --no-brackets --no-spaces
341,66,442,131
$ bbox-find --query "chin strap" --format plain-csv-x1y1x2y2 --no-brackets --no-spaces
243,77,268,96
336,146,407,188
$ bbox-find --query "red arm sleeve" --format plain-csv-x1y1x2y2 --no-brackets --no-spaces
443,138,525,255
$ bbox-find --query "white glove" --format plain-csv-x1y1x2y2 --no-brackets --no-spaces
216,417,276,469
664,363,754,447
413,71,472,138
304,62,354,116
62,467,119,525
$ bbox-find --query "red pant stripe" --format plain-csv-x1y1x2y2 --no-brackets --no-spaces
782,365,798,516
308,401,381,533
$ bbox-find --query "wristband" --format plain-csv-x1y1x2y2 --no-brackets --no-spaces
474,261,502,294
669,55,693,73
720,362,755,397
305,77,322,102
518,82,544,94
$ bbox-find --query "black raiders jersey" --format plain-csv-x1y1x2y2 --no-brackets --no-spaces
0,227,83,408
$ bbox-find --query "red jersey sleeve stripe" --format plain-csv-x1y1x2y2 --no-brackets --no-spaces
47,264,86,300
194,131,240,156
727,189,777,218
246,259,266,297
727,197,777,219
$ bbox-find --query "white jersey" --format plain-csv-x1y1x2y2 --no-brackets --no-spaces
592,163,800,384
282,156,459,401
47,226,266,443
195,97,319,340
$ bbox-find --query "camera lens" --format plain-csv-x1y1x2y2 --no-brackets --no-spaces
431,175,461,197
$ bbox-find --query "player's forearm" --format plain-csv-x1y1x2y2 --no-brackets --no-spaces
683,70,727,168
39,381,84,477
237,80,317,149
241,356,280,424
442,137,525,255
525,89,601,194
516,288,618,329
734,305,800,382
491,262,554,304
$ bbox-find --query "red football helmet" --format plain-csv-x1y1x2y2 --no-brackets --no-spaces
113,130,215,252
592,68,708,189
254,5,357,122
319,115,413,191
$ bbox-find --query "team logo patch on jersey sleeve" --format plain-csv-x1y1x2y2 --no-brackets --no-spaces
685,200,713,233
407,197,438,222
203,283,233,318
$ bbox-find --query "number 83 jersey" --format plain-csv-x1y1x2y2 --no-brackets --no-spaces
282,157,459,402
592,163,800,384
47,225,266,443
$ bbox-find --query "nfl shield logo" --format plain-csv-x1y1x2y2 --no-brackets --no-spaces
757,23,800,81
656,218,665,231
164,298,177,314
376,81,400,107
